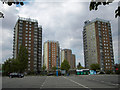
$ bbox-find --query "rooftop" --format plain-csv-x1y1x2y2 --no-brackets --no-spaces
18,17,38,22
44,40,59,44
84,18,110,26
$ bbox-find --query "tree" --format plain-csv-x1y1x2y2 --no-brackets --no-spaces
2,58,15,75
2,45,28,75
17,45,28,73
77,62,81,69
52,66,56,71
0,12,4,18
42,65,46,71
115,6,120,18
0,0,25,18
61,60,70,72
89,0,120,18
90,63,100,71
1,0,24,6
78,66,85,69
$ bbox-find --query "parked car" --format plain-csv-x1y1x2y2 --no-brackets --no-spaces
97,71,105,74
9,73,24,78
47,73,54,76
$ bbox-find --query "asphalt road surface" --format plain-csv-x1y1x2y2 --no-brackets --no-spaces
2,75,120,90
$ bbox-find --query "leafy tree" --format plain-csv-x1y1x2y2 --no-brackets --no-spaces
2,45,28,75
17,45,28,73
89,0,120,18
0,12,4,18
0,0,25,18
61,60,70,72
52,66,56,71
77,62,81,69
78,66,85,69
10,59,20,72
2,58,14,75
1,0,24,6
90,63,100,71
42,65,46,71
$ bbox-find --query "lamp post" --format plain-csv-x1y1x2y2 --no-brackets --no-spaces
56,56,58,76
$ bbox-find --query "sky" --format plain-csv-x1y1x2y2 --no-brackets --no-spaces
0,0,119,66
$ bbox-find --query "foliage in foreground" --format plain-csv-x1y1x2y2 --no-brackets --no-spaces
61,60,70,72
2,45,28,75
90,63,100,71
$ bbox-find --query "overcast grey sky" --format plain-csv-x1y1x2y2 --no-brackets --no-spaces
0,0,119,66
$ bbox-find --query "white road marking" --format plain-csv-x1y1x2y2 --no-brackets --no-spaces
63,76,89,89
40,76,47,88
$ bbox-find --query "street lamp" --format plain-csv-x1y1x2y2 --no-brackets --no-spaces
56,56,58,76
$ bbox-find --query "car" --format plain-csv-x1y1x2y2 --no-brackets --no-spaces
9,73,24,78
47,73,54,76
97,71,105,74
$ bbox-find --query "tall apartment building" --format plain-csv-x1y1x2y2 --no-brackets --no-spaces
72,54,76,69
43,40,60,70
13,17,42,73
61,49,76,69
83,18,114,71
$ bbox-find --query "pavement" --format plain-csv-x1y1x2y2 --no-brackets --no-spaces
1,75,120,90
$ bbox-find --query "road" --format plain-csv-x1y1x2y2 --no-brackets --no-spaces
2,75,120,90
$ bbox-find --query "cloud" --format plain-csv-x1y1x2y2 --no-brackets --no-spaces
0,1,119,67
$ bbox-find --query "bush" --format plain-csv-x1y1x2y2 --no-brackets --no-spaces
105,70,113,74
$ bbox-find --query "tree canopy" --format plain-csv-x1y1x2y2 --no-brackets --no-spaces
90,63,100,71
42,65,46,71
17,45,28,73
51,66,57,71
89,0,120,18
61,60,70,72
2,45,28,75
1,0,24,6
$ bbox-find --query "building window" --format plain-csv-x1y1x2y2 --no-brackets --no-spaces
28,57,30,60
28,48,31,50
26,31,28,33
29,38,31,40
25,41,28,43
28,51,31,53
28,61,30,63
29,44,31,46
